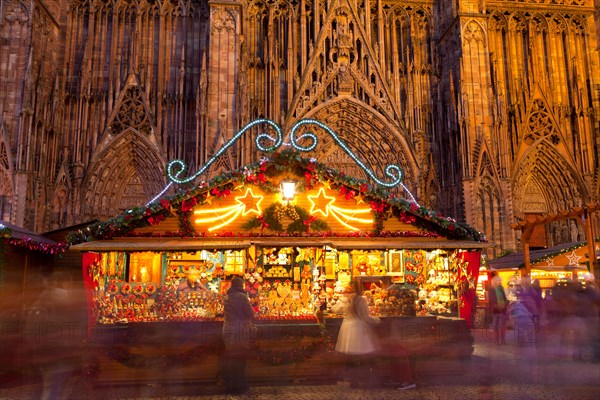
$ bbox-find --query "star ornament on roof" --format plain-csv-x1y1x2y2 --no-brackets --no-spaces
566,251,582,266
235,189,263,216
308,188,336,217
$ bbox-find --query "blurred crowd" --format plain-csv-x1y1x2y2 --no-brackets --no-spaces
496,272,600,361
544,275,600,361
1,270,88,400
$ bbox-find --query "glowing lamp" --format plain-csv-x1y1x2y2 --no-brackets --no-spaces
280,179,297,203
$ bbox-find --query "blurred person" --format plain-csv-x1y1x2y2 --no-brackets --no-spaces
521,276,543,334
177,268,206,292
378,334,417,390
24,271,86,400
539,288,556,337
488,275,508,345
508,291,536,346
554,281,587,359
575,274,599,361
335,284,381,388
221,275,255,395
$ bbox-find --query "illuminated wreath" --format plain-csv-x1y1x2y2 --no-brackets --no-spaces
145,284,157,295
242,202,329,234
121,284,132,295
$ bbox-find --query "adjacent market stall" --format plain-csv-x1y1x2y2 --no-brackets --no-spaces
68,121,487,385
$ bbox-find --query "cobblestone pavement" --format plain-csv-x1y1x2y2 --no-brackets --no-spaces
2,329,599,400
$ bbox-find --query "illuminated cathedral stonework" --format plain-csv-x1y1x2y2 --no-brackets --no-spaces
1,0,599,257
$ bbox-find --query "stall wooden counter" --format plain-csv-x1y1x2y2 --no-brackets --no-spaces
89,314,471,385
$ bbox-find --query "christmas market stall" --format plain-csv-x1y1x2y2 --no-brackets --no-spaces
485,240,599,301
67,120,487,385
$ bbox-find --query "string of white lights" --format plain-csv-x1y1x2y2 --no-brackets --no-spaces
166,119,282,185
147,118,420,207
288,119,405,189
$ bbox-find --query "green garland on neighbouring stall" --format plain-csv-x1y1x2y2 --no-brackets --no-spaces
523,238,600,269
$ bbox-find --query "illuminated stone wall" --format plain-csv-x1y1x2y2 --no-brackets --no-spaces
0,0,598,257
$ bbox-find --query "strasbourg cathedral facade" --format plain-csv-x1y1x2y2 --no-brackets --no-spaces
0,0,599,258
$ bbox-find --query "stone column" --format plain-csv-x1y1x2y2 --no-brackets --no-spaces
206,1,241,171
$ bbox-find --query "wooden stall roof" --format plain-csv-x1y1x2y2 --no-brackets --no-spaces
327,238,489,250
1,221,57,245
70,236,488,252
488,240,598,270
66,151,486,247
70,238,251,252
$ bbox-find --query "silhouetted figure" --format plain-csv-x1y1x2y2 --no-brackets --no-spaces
221,276,255,394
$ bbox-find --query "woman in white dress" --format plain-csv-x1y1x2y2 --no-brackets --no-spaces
336,289,380,387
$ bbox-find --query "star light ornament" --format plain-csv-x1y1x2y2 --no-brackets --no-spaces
194,189,263,231
566,251,582,266
307,188,373,231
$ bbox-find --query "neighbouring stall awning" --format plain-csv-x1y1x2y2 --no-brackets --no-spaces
487,241,590,270
1,221,57,245
70,238,251,252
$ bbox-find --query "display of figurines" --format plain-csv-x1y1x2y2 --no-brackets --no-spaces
382,287,417,316
265,265,290,277
354,255,370,276
258,278,315,317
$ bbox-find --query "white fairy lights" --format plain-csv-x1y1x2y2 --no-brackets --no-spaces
147,118,419,207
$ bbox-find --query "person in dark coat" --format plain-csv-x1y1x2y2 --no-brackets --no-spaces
221,275,255,394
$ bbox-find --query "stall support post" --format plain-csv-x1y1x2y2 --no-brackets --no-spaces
520,224,535,278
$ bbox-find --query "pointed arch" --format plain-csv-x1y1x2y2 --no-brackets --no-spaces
568,14,586,35
49,164,72,230
206,126,234,178
548,14,568,34
3,0,30,25
530,13,549,34
421,153,439,210
513,140,587,217
0,128,12,172
508,12,528,32
298,97,420,199
81,128,167,219
0,128,13,222
0,171,12,222
462,19,486,42
473,149,505,257
488,11,507,32
474,174,504,258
